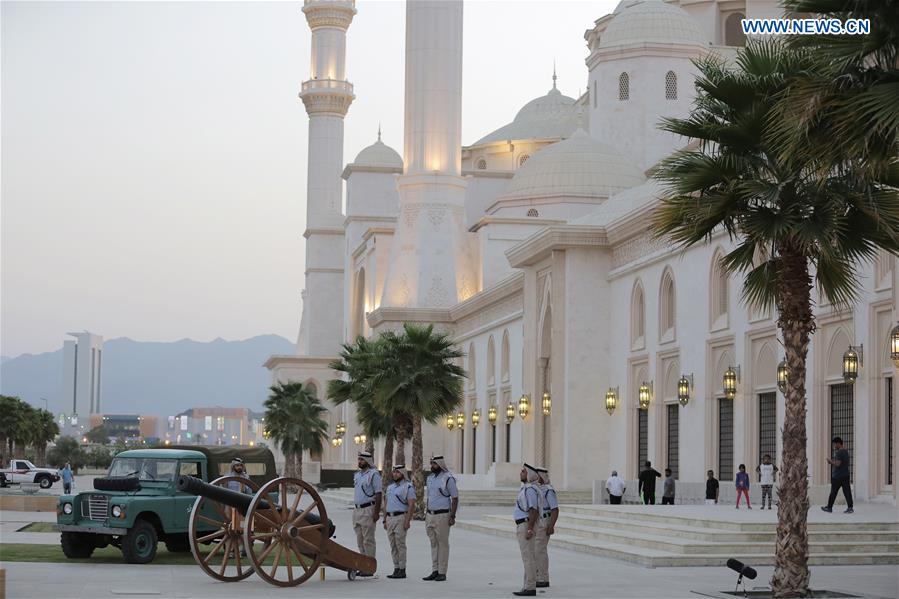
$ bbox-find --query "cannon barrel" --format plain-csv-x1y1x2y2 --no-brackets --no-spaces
177,476,335,536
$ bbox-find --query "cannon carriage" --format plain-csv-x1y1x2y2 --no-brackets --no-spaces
178,475,376,587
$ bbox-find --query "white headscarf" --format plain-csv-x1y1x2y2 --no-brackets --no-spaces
430,455,448,472
358,451,375,469
524,463,540,484
537,467,550,485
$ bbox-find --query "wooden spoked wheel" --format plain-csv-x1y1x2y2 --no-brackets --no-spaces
188,475,259,582
243,477,329,587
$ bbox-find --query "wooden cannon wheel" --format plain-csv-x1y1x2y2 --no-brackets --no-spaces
243,477,329,587
188,475,260,582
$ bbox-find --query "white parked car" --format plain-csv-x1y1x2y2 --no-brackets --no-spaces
0,459,61,489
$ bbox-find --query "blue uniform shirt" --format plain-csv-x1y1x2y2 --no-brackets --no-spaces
385,480,416,513
513,483,540,521
540,484,558,516
353,468,382,506
60,467,74,484
426,471,458,511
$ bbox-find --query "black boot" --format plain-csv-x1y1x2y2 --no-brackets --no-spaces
386,569,400,579
434,574,446,581
422,571,439,581
536,582,550,588
513,591,537,597
393,569,406,579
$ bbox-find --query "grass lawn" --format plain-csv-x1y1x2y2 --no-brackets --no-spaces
17,522,56,533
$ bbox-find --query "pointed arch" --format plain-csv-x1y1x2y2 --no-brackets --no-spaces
754,342,777,389
659,267,676,343
631,279,646,349
501,330,511,383
618,72,630,101
710,248,729,330
486,335,496,388
467,343,477,390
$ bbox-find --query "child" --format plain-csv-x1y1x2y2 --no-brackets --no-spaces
705,470,719,505
756,454,778,510
735,464,751,509
662,468,675,505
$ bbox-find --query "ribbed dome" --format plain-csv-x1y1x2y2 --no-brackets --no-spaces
353,139,402,168
502,130,645,200
472,85,581,146
600,0,705,49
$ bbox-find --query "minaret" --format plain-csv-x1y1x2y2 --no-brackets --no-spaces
379,0,476,309
295,0,355,355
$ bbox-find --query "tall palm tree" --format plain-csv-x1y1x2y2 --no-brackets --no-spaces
263,382,329,479
374,324,466,519
0,395,24,457
652,41,899,598
32,409,60,465
12,401,37,458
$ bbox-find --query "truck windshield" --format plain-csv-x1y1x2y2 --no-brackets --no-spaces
108,458,178,482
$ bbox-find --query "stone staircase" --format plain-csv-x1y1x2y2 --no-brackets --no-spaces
319,487,592,507
456,504,899,568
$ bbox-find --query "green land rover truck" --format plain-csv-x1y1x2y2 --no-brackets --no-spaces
55,445,276,564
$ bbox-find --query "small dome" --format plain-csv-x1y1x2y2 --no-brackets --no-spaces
472,84,582,146
600,0,705,50
502,129,645,200
353,138,402,168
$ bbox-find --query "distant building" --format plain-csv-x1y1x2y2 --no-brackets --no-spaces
89,413,157,442
166,407,265,447
62,332,103,419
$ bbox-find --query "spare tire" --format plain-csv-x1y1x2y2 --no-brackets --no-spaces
93,477,141,492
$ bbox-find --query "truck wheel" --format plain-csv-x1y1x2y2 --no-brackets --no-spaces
121,520,158,564
61,532,95,559
164,534,191,553
37,475,53,489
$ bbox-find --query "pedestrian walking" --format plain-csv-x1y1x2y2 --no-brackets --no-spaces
661,468,675,505
383,464,415,579
735,464,751,509
353,451,382,571
534,467,558,589
512,463,541,597
60,462,74,494
423,455,457,582
638,461,661,505
705,470,719,504
756,454,778,510
605,470,626,504
822,436,854,514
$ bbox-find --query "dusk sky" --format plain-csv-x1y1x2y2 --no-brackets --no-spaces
1,0,616,357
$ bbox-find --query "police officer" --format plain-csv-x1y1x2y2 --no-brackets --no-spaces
423,455,458,582
513,463,541,597
353,451,382,572
382,464,416,579
534,466,559,589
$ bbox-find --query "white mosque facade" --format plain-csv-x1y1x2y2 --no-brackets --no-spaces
266,0,899,504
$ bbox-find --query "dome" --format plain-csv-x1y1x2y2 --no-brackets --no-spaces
472,83,581,146
352,138,402,168
501,129,645,200
600,0,705,49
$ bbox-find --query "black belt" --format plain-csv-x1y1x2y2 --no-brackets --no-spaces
427,509,449,515
355,502,374,509
387,511,407,516
541,513,551,518
515,518,528,525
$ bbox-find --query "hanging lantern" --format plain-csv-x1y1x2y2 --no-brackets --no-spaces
472,409,481,428
842,346,862,384
890,323,899,366
638,382,652,410
359,434,366,444
777,359,789,393
677,374,693,407
353,434,361,445
456,411,465,428
518,394,530,419
505,402,515,424
446,415,455,431
723,366,740,400
542,392,552,416
488,405,497,425
605,387,619,415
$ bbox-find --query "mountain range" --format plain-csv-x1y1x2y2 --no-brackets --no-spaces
0,335,296,418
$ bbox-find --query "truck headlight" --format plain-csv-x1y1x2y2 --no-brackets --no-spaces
112,505,123,518
63,502,73,515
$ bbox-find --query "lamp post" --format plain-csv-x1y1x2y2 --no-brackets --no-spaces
518,394,530,419
541,392,551,416
488,405,497,426
446,415,455,431
605,387,619,415
505,402,515,424
456,411,465,429
471,409,481,429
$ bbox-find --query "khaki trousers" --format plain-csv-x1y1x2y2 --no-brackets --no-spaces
535,516,550,583
385,514,409,568
353,505,376,557
425,511,451,574
516,521,537,591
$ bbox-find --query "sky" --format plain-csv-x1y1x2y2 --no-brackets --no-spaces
1,0,618,358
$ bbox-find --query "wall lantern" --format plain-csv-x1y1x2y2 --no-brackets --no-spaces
842,345,863,384
605,387,619,415
331,436,342,447
354,433,367,445
723,366,740,400
777,359,789,394
518,394,530,419
638,381,653,410
677,374,693,406
336,421,346,437
471,409,481,429
505,402,516,424
890,322,899,367
446,415,455,431
456,411,465,428
488,405,498,426
542,392,552,416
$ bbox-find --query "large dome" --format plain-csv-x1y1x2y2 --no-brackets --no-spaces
501,129,645,200
472,85,581,146
352,138,402,168
600,0,705,50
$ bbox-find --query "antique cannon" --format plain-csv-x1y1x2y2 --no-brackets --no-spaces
179,475,376,587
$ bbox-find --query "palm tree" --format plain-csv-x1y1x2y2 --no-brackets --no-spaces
374,324,466,519
12,401,37,458
652,41,899,598
263,382,329,479
0,395,24,457
32,409,60,465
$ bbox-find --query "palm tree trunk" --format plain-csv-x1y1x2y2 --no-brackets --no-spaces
382,433,395,494
365,435,375,455
771,244,813,598
296,451,303,480
412,417,425,520
394,423,406,468
282,450,295,479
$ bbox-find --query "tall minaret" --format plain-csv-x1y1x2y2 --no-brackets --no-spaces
295,0,355,355
379,0,476,309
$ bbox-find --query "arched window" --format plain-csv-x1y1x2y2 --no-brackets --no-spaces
659,269,676,341
486,336,496,387
527,208,539,217
631,281,645,348
501,330,510,383
518,154,530,167
476,158,487,170
593,80,597,108
710,250,729,329
467,343,476,390
724,13,747,47
665,71,677,100
618,72,630,101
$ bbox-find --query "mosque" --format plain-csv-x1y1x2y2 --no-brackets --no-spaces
265,0,898,504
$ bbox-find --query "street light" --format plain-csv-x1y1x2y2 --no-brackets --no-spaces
541,392,551,416
505,402,515,424
456,411,465,428
488,406,497,426
446,415,455,431
518,394,530,419
471,409,481,428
